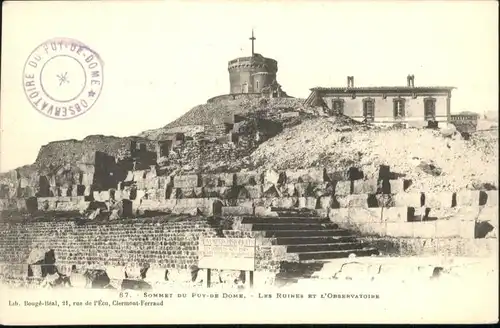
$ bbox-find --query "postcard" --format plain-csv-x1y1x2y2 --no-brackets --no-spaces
0,0,498,325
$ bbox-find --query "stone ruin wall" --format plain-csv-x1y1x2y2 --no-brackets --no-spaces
0,166,498,286
0,216,283,285
2,167,498,252
35,136,157,168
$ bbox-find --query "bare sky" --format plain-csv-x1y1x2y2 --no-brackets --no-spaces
1,0,498,172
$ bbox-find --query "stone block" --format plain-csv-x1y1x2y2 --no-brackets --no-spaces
477,206,499,224
145,177,160,189
297,197,317,209
84,185,92,197
157,177,168,189
317,196,333,210
253,198,273,207
346,207,383,223
203,187,226,198
81,172,94,185
343,222,387,237
334,180,351,196
459,220,476,239
476,206,499,238
382,207,408,222
392,192,422,207
336,194,368,208
353,179,378,194
455,190,480,207
221,206,254,216
217,173,235,187
179,188,197,198
237,185,263,199
310,183,334,197
389,179,405,194
234,171,263,186
484,190,498,207
254,206,278,217
263,169,282,185
375,194,395,207
424,192,453,208
413,221,437,238
173,174,200,188
235,199,253,208
386,222,414,237
271,197,298,208
106,266,126,280
201,174,219,187
192,187,204,198
294,183,313,197
426,206,479,221
133,170,146,182
328,208,349,222
30,265,43,278
144,267,168,283
435,220,461,238
285,168,325,184
136,190,146,201
113,189,123,201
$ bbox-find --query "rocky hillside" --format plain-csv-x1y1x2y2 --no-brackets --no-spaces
139,96,309,140
247,117,498,192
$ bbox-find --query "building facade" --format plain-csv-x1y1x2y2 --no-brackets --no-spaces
305,75,455,127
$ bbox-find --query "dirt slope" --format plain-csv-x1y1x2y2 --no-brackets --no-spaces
248,117,498,192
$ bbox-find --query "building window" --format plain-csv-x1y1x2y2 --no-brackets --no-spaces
393,98,405,118
362,98,375,122
332,99,344,114
424,97,436,120
256,80,259,91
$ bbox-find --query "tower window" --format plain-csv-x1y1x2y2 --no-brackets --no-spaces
424,97,436,120
393,98,406,118
256,80,259,91
362,98,375,122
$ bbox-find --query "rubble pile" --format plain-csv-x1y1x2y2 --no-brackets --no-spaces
141,97,309,138
249,118,498,192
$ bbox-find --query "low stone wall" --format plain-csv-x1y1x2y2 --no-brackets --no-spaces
0,217,289,284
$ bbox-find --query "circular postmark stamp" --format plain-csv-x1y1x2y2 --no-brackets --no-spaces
23,37,104,119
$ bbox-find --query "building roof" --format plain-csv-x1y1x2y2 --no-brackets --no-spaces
310,86,456,92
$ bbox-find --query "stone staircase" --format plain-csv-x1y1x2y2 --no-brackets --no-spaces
241,207,379,261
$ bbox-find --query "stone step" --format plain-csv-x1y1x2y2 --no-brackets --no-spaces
264,229,351,238
251,222,339,231
274,236,358,245
271,207,314,213
275,212,319,218
286,242,365,253
296,248,380,261
242,216,326,224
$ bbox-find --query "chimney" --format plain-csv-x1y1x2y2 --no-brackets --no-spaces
407,74,415,87
347,76,354,88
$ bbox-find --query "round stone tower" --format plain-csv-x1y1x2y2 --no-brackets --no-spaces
227,30,279,94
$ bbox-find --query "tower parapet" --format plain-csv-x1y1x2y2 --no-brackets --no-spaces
227,30,286,97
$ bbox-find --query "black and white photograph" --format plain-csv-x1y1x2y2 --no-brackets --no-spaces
0,0,498,325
